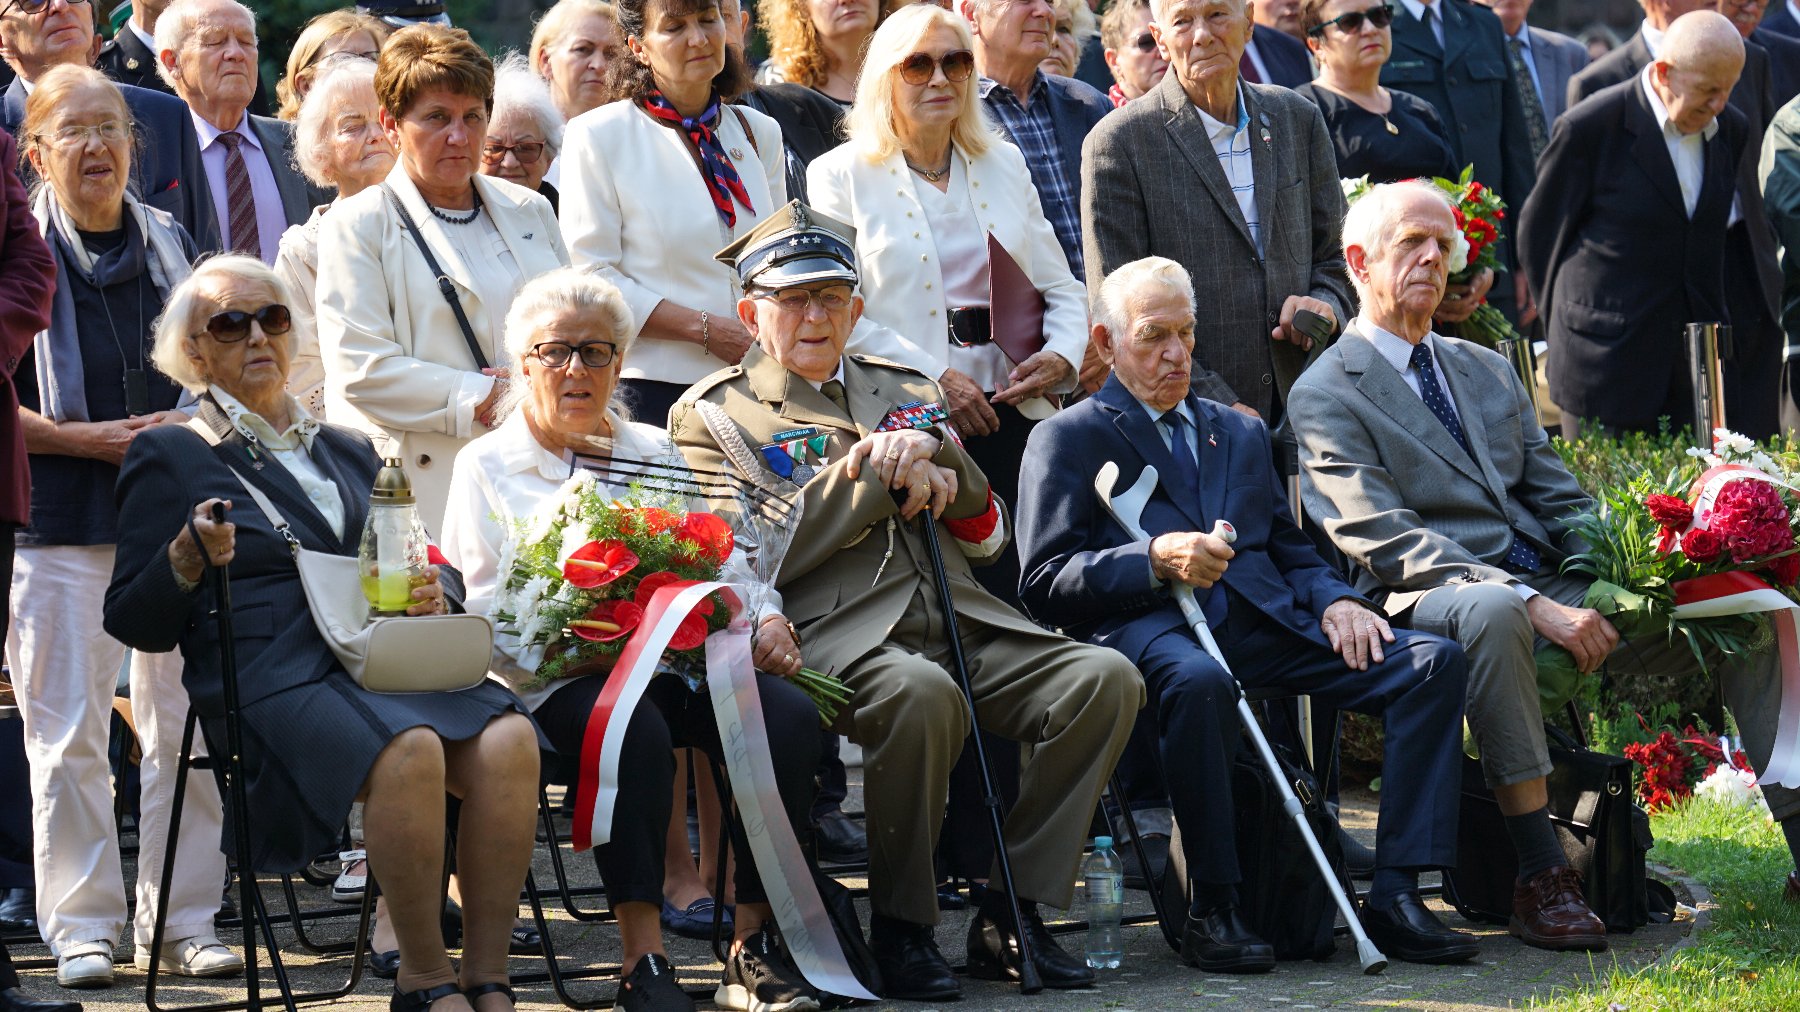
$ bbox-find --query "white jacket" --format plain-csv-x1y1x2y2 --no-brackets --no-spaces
806,139,1087,416
558,99,787,387
314,167,569,532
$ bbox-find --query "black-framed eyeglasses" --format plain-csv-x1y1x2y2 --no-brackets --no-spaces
531,341,618,369
1308,3,1395,36
753,286,854,314
0,0,87,18
482,140,546,164
201,304,292,342
1131,30,1156,53
898,49,975,86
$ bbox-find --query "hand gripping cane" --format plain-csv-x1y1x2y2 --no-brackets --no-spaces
1093,462,1388,976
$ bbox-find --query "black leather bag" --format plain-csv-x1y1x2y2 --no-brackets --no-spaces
809,867,883,1001
1442,725,1654,932
1157,739,1343,960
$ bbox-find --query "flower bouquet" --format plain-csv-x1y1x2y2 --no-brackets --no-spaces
1621,713,1757,813
1541,429,1800,716
1342,164,1516,348
491,469,848,718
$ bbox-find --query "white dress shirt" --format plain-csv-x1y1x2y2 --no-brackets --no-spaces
208,387,345,539
192,113,287,264
1194,88,1261,255
1399,0,1446,48
1640,62,1721,220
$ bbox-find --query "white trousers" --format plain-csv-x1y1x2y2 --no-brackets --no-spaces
5,544,225,952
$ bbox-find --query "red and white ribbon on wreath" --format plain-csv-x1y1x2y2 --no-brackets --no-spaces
1669,464,1800,787
572,580,878,1001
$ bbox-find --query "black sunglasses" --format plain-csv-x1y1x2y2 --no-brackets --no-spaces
1131,30,1156,53
0,0,88,17
899,49,975,86
1308,2,1395,36
531,341,618,369
202,304,292,343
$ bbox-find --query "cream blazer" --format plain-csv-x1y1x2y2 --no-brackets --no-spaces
806,139,1087,416
558,98,787,388
314,167,569,533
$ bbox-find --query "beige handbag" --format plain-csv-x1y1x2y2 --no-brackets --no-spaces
189,419,494,694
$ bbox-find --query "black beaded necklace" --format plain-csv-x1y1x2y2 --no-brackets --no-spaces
424,185,484,225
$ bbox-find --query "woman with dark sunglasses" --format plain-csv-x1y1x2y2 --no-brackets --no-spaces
1294,0,1458,183
6,66,233,992
107,255,543,1012
1098,0,1166,107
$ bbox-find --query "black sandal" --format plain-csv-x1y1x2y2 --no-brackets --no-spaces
391,981,462,1011
464,981,515,1006
508,925,542,955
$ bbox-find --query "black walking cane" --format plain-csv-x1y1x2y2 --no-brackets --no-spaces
908,503,1045,995
209,501,265,1010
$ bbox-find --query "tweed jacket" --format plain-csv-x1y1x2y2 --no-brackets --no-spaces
1527,26,1589,126
807,138,1087,411
1288,321,1592,615
314,166,569,532
670,348,1063,681
1080,72,1351,419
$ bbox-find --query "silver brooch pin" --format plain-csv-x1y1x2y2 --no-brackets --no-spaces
731,147,746,160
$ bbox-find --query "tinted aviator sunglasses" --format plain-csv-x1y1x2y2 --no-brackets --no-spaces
1131,31,1157,53
1308,2,1395,36
202,305,292,342
899,49,975,85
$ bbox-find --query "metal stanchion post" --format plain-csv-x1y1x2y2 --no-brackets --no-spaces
1495,334,1542,424
1686,322,1731,441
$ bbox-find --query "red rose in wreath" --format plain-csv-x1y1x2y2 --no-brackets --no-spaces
563,540,640,588
569,600,643,641
1680,527,1723,563
1645,494,1695,530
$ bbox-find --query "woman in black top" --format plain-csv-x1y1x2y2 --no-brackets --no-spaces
1293,0,1458,183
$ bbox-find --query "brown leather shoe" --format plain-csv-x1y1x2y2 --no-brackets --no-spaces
1508,866,1608,952
1784,870,1800,902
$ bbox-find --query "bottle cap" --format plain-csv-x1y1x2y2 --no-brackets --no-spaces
371,457,416,505
1094,836,1112,849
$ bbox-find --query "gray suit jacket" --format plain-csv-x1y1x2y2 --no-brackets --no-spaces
246,114,333,229
1528,26,1589,126
1288,322,1592,614
1080,71,1351,419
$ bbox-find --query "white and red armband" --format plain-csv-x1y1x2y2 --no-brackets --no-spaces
945,491,1006,560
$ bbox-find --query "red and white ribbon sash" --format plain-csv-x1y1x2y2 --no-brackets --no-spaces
1672,571,1800,787
705,628,879,1001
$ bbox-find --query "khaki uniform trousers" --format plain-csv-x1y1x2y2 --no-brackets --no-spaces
1406,570,1799,820
840,586,1142,925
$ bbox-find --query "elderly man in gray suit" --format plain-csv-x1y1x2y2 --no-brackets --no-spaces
1291,179,1800,941
1080,0,1351,424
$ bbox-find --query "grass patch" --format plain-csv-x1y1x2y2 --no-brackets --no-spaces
1527,797,1800,1011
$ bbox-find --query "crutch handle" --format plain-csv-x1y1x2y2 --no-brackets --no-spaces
1210,520,1237,544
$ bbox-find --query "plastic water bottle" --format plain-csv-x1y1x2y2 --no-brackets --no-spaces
1083,836,1124,970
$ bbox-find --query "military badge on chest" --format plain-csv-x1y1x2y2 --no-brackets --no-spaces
759,426,834,484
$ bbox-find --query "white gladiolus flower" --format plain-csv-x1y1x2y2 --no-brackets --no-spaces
1446,232,1471,275
1713,428,1755,458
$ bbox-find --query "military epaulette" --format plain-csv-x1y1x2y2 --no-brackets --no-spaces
848,353,928,377
680,364,746,399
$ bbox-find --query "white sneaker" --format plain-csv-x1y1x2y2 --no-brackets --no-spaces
56,940,115,989
134,934,246,978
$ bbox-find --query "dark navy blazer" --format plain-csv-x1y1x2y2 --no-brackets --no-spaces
1014,374,1361,668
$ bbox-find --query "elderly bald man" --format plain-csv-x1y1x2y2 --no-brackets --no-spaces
1520,10,1746,437
156,0,326,263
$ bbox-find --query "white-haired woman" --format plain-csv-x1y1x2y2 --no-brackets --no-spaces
482,55,566,214
106,254,542,1012
6,65,237,988
1040,0,1094,79
807,2,1085,603
440,267,824,1012
275,57,397,414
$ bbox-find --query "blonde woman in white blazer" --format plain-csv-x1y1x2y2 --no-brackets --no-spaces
557,0,785,428
315,27,570,533
808,2,1086,604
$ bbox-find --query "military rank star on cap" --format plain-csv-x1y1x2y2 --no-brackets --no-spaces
716,200,860,291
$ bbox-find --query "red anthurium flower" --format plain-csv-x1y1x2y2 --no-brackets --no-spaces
569,600,643,641
669,611,709,650
564,540,640,588
631,507,680,536
675,512,735,566
634,571,691,609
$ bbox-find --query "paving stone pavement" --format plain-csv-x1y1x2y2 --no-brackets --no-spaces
2,786,1694,1012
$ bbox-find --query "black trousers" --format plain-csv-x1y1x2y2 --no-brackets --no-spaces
0,942,16,991
533,671,823,906
618,379,692,431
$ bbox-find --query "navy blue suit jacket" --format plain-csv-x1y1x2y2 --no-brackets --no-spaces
1012,73,1112,220
1766,3,1800,39
1014,375,1362,668
1249,26,1313,88
2,76,220,251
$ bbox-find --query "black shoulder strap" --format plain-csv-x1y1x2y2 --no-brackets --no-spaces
381,183,490,372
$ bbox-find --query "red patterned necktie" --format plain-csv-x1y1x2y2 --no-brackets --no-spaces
218,131,261,258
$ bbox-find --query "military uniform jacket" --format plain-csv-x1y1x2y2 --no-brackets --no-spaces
670,347,1063,679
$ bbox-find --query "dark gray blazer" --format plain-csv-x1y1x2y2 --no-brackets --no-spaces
1080,71,1351,419
1527,25,1589,126
1289,323,1592,616
246,114,334,228
1766,2,1800,39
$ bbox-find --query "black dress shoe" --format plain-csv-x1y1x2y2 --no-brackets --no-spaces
1119,835,1170,891
0,887,38,933
964,893,1094,990
813,810,867,865
1180,905,1275,973
0,986,82,1012
1360,891,1480,964
508,924,542,955
367,948,400,980
868,915,960,1001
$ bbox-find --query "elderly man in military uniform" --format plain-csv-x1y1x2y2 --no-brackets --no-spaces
671,202,1144,1002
